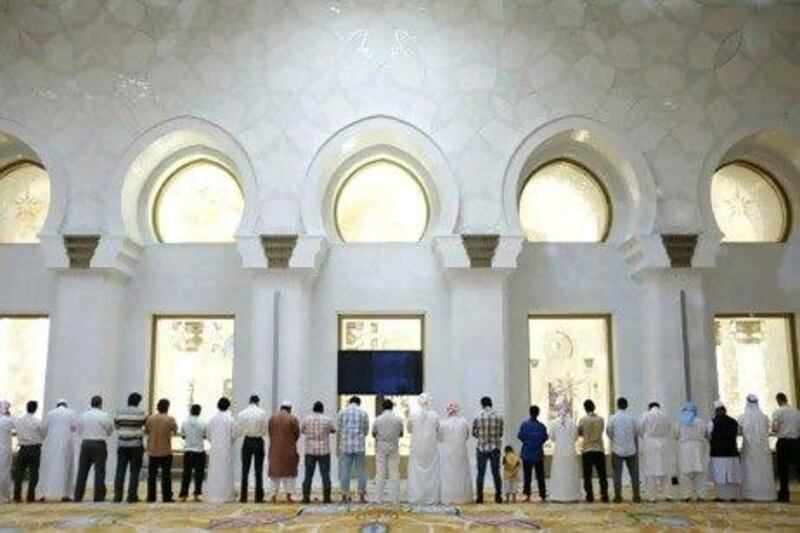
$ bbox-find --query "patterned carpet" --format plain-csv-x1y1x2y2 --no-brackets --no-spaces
1,499,799,531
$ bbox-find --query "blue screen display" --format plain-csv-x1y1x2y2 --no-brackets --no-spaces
337,350,423,395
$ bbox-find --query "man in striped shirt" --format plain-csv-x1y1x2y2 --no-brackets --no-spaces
473,396,504,504
113,393,147,503
337,396,369,503
301,401,336,503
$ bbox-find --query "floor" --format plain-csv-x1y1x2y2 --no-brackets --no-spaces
1,498,799,531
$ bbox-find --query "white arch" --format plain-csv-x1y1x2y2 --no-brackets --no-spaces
698,119,800,242
0,116,66,238
106,115,259,243
502,116,657,243
301,115,459,240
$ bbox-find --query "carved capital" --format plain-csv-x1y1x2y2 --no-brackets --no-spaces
462,234,499,268
261,235,298,269
63,235,101,269
661,234,698,268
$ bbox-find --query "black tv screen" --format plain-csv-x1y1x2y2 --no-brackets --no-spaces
337,350,423,395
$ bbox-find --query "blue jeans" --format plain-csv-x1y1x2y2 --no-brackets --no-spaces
339,452,366,498
476,448,502,502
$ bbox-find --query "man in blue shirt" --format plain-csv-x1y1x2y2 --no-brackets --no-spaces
517,405,549,502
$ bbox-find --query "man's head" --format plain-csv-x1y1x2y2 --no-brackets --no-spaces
26,401,37,414
313,401,324,413
529,405,540,419
776,392,788,406
249,395,260,405
157,398,170,414
480,396,492,409
504,445,514,454
190,404,201,417
348,396,361,406
56,399,67,408
127,393,142,407
648,402,660,410
382,399,394,411
217,397,231,412
90,395,102,409
713,400,726,417
617,397,628,410
583,399,595,413
280,401,292,413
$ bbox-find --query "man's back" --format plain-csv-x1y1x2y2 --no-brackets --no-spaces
338,404,368,453
373,411,404,454
145,413,177,457
607,410,637,456
640,409,671,439
578,413,605,453
772,405,800,439
473,408,504,452
115,405,146,448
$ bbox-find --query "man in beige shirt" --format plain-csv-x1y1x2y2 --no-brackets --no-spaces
577,399,608,502
144,399,178,502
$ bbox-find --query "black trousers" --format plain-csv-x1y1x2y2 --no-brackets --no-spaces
776,437,800,501
581,451,609,502
74,440,107,502
241,436,265,502
114,446,143,502
611,453,641,501
179,451,206,498
13,444,41,502
476,448,503,503
147,455,173,502
302,454,331,502
522,459,546,499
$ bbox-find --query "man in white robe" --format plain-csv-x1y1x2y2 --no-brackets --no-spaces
205,397,236,504
638,402,674,501
0,401,13,503
738,395,775,501
707,400,741,502
407,393,441,505
437,403,472,504
675,402,707,501
40,400,77,501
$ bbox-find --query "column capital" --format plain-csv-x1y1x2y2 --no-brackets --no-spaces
41,234,142,278
434,234,524,273
237,234,328,275
621,233,719,278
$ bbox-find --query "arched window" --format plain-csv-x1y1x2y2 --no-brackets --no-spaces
152,159,244,243
334,160,429,242
0,162,50,243
518,160,611,242
711,162,790,243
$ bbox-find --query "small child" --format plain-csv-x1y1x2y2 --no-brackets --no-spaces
502,445,521,503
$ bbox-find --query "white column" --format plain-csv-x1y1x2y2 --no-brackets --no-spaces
242,274,277,409
273,273,314,411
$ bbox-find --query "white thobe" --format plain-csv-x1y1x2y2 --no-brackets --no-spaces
407,409,441,505
676,419,707,499
40,406,77,500
639,408,674,500
437,416,473,504
206,411,235,504
548,417,582,502
739,409,775,501
0,416,13,503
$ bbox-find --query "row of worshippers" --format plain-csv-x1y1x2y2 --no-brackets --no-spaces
0,394,303,504
2,391,799,504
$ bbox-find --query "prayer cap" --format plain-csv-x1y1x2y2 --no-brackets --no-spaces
280,400,292,408
746,394,758,403
713,400,724,409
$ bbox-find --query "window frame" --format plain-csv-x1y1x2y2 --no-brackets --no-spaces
148,313,236,414
332,158,432,244
0,159,49,244
712,160,793,244
0,313,50,417
150,157,245,244
517,158,613,244
526,313,616,417
714,312,799,408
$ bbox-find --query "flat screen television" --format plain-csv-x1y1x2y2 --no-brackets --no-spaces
337,350,423,395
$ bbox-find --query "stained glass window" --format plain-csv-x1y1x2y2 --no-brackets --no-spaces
0,317,49,417
335,160,428,243
338,316,423,456
711,163,789,243
528,316,611,452
0,163,50,243
153,160,244,243
715,316,796,420
152,317,234,426
519,160,610,242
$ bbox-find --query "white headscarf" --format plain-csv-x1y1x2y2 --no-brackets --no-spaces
741,394,769,443
417,393,430,409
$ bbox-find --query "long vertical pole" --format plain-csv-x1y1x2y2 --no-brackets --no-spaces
680,289,692,401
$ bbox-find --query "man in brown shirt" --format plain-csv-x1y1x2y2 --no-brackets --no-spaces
267,401,300,502
144,399,178,502
577,399,608,502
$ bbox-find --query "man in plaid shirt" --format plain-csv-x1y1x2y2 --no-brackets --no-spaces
337,396,369,503
472,396,504,503
300,401,336,503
